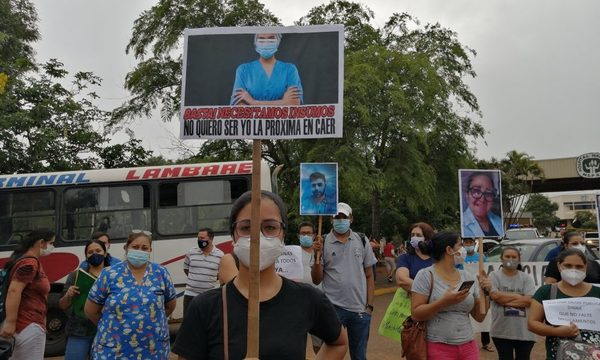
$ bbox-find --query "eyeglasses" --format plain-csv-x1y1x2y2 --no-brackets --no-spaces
232,220,285,237
468,188,497,201
131,229,152,236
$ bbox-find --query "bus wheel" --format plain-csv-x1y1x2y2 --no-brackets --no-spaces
44,292,67,356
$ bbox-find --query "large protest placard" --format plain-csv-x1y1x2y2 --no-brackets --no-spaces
459,169,504,238
378,289,411,341
274,245,303,280
300,163,338,215
596,194,600,232
543,297,600,332
180,25,344,140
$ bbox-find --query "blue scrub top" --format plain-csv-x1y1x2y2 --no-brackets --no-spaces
230,59,303,105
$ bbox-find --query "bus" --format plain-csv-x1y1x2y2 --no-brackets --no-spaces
0,160,271,356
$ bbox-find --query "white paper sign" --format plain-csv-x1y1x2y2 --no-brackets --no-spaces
542,297,600,331
275,245,303,280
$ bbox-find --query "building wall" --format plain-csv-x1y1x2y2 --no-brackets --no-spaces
548,193,598,221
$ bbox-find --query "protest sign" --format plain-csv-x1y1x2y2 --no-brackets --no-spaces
378,289,412,341
596,194,600,232
299,163,338,216
180,25,344,140
458,169,504,238
543,297,600,332
72,268,97,317
274,245,303,280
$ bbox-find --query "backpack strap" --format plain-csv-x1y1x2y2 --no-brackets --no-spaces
550,283,558,300
357,232,367,247
427,270,434,302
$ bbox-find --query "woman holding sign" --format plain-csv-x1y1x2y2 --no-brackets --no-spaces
411,231,489,359
529,248,600,359
173,190,347,359
59,239,108,360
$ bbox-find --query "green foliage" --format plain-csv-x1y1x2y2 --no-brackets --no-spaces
121,0,485,238
524,193,559,230
99,138,154,168
0,0,39,76
573,210,597,229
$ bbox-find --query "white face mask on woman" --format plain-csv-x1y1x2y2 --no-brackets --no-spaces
234,233,284,271
560,269,586,286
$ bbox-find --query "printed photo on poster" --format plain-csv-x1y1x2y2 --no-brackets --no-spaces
596,194,600,232
180,25,344,140
459,169,504,238
300,163,338,216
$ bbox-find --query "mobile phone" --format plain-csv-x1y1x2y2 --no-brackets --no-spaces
457,280,475,292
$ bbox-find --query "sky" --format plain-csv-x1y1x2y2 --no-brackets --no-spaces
31,0,600,162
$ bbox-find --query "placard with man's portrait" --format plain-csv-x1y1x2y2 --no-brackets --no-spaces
299,163,338,216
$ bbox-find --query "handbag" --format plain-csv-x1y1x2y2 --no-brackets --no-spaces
556,336,600,360
400,270,433,360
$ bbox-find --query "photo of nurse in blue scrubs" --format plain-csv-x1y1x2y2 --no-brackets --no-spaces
230,33,304,106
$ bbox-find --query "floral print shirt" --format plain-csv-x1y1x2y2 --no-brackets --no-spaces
88,261,177,359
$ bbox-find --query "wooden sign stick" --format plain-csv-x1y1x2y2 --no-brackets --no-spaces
478,237,486,314
246,139,262,359
318,215,323,239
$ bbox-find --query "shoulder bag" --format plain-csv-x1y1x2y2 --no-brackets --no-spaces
400,270,433,360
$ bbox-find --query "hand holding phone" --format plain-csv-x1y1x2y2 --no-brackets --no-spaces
457,280,475,292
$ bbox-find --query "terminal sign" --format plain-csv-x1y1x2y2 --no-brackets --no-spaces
576,153,600,179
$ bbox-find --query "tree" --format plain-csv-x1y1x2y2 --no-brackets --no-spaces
99,138,154,168
572,211,597,229
523,194,559,231
121,0,485,239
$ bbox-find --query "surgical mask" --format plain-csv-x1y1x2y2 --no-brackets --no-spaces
298,235,314,247
560,269,586,286
332,219,351,234
40,243,54,256
572,244,586,253
255,39,279,59
127,249,150,267
234,233,284,271
410,236,424,249
198,239,209,249
87,253,105,267
453,247,466,265
502,259,519,270
465,246,475,253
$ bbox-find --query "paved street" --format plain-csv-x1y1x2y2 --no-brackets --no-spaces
47,265,547,359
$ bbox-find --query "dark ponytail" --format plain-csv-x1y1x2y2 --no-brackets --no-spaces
4,229,55,269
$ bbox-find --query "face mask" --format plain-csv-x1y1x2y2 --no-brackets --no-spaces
87,253,105,267
127,249,150,267
40,243,54,256
255,39,279,59
465,246,475,253
332,219,351,234
198,239,209,249
410,236,424,249
234,233,284,271
453,247,466,265
572,244,586,253
502,259,519,270
298,235,314,247
560,269,586,286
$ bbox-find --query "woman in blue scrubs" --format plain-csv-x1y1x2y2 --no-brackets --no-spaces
231,33,303,105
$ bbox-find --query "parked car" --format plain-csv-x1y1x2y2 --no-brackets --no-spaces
585,231,599,251
485,238,599,263
503,228,543,240
481,239,500,255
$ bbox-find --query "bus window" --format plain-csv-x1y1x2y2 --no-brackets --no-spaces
62,185,150,241
0,190,56,246
158,179,248,236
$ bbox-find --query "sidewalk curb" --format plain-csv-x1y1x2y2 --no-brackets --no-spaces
374,287,397,296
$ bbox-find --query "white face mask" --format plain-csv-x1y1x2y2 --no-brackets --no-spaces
560,269,586,286
234,233,284,271
453,247,466,265
40,243,54,256
572,244,586,253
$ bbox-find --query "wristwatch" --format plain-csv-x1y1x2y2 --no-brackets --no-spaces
366,304,374,312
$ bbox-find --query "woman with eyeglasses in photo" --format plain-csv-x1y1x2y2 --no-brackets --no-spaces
462,172,503,238
84,230,177,359
173,190,348,359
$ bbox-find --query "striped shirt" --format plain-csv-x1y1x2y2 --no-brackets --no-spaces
183,246,224,296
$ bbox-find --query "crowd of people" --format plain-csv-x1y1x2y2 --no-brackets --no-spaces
1,192,599,359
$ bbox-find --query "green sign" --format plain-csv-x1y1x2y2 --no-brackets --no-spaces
378,289,412,341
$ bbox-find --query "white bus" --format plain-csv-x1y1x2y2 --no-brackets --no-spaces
0,160,271,355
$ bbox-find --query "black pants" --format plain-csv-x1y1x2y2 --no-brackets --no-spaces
481,332,490,346
183,294,195,317
492,337,535,360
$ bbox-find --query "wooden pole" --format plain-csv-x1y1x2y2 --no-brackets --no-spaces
478,237,486,314
246,139,262,359
318,215,323,238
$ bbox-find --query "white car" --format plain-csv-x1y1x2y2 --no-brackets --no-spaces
503,228,543,240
